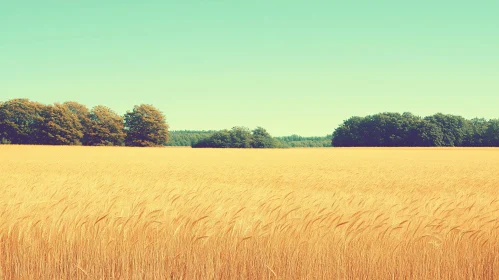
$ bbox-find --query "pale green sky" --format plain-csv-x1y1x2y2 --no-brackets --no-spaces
1,1,497,136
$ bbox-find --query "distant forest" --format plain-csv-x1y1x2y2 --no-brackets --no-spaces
167,130,332,148
159,112,499,148
2,99,499,147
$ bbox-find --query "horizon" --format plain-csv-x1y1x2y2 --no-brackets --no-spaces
1,1,498,136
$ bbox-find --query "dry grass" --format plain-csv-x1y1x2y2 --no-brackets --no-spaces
1,146,499,279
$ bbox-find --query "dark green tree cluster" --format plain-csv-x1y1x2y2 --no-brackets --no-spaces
167,131,333,148
0,99,168,147
276,134,332,148
192,127,281,148
166,130,217,146
332,112,499,147
124,104,169,147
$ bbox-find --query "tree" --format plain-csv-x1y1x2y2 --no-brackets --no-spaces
462,118,489,147
64,101,92,145
0,99,45,144
485,119,499,146
39,103,84,145
414,120,444,146
332,116,367,147
424,113,469,146
87,105,126,146
251,127,280,148
229,126,252,148
208,129,232,147
359,112,421,146
193,129,232,148
166,130,216,146
124,104,168,147
192,126,280,148
331,112,482,147
276,134,331,148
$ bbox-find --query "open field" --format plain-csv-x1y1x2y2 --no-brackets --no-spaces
1,146,499,279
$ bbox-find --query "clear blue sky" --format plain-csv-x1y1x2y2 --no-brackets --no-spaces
1,1,498,136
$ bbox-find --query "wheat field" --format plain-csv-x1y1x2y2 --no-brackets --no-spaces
1,146,499,279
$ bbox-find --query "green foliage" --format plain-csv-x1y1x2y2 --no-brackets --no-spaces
166,130,216,146
193,127,280,148
252,127,281,148
0,99,45,144
462,118,489,147
64,101,92,145
331,116,365,147
0,99,173,147
229,126,252,148
40,103,84,145
170,130,330,148
332,112,499,147
414,120,444,147
2,98,499,148
87,105,126,146
485,119,499,146
124,104,169,147
423,113,469,146
193,129,232,148
276,134,332,148
333,113,425,147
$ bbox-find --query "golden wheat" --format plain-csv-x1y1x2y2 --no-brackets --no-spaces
0,146,499,279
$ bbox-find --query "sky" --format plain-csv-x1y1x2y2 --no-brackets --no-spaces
0,1,498,136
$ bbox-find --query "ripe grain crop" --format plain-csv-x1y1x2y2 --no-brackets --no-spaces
1,146,499,279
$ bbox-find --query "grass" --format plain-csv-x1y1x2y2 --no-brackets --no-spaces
1,146,499,279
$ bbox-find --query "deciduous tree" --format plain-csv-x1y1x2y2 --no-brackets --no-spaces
251,127,280,148
485,119,499,146
87,105,126,146
124,104,168,147
40,103,83,145
64,101,92,145
0,99,45,144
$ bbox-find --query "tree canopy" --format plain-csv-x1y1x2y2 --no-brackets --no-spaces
63,101,92,145
0,99,45,144
166,130,216,146
0,99,169,147
332,112,499,147
276,134,332,148
39,103,83,145
251,127,281,148
192,127,281,148
87,105,126,146
2,98,499,148
168,131,332,148
124,104,169,147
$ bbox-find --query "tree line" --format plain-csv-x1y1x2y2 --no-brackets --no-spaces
192,127,281,148
0,99,168,146
167,130,217,147
332,112,499,147
167,131,332,148
276,135,332,148
2,99,499,148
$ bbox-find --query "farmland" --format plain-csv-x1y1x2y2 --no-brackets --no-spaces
1,146,499,279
